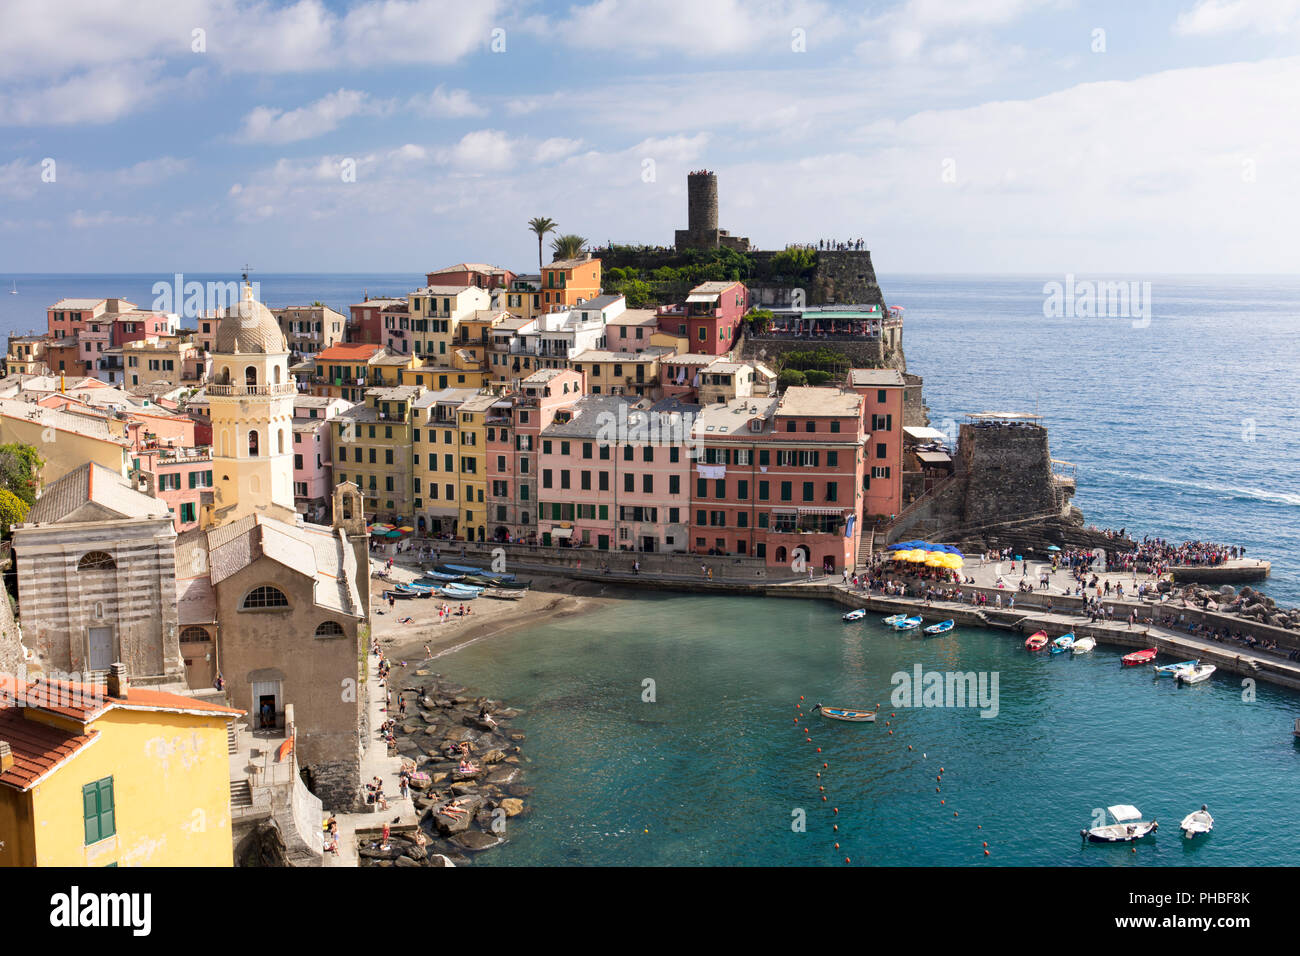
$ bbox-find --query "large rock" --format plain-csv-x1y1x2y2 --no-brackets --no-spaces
482,749,506,765
428,854,457,868
486,767,520,786
500,798,524,817
451,830,505,852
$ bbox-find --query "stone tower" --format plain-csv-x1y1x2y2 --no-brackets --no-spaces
687,171,719,237
675,170,750,252
205,281,298,527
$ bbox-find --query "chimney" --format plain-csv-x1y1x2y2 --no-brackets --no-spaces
106,662,128,699
0,741,13,774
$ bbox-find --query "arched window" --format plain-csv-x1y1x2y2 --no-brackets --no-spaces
248,429,259,456
242,585,289,610
78,551,116,571
180,626,210,643
314,620,345,638
277,430,285,454
273,365,282,384
245,366,258,386
775,546,787,564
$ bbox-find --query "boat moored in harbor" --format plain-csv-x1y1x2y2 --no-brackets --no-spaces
892,616,923,631
1051,633,1075,653
1082,805,1158,843
1180,805,1214,839
1071,635,1096,654
1025,631,1049,651
1154,660,1198,677
813,703,877,722
1175,664,1216,685
924,620,954,635
1122,648,1157,666
843,608,866,621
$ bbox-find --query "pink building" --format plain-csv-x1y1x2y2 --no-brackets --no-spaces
425,263,515,290
536,394,697,551
658,280,749,356
846,369,905,519
688,387,865,572
494,368,584,543
293,395,351,522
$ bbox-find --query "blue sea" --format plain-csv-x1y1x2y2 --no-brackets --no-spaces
4,271,1295,602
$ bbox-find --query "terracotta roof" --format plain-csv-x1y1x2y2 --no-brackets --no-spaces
317,343,380,361
0,706,98,791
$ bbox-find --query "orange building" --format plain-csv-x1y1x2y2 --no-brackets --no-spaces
541,255,602,309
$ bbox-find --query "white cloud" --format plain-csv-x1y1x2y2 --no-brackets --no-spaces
408,85,485,118
1174,0,1300,35
0,63,169,125
438,130,517,171
114,156,192,186
540,0,839,57
237,89,387,144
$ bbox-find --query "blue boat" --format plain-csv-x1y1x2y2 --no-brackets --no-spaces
923,620,954,635
422,570,464,582
1051,633,1075,653
882,613,908,625
892,616,923,631
438,587,479,600
1154,660,1199,677
442,563,488,574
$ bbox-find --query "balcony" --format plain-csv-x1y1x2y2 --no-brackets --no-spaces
208,382,297,397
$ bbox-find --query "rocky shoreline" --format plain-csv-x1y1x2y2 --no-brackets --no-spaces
359,670,530,868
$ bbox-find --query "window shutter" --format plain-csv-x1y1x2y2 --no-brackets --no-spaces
99,779,115,837
83,784,100,844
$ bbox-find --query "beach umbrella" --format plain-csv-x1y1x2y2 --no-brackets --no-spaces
384,529,403,539
398,526,415,533
1047,545,1061,551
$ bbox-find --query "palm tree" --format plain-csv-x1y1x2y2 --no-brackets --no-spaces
527,217,556,272
550,234,587,261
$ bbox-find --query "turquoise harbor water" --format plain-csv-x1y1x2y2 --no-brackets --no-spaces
443,594,1300,867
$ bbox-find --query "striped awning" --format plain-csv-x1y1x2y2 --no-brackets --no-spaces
798,507,849,516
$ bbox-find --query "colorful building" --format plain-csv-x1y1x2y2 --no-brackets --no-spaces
688,387,865,571
541,255,602,309
0,669,243,867
846,368,906,519
332,385,421,521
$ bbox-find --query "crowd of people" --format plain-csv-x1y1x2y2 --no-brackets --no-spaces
1116,538,1247,574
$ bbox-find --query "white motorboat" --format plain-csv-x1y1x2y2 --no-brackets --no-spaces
1082,804,1158,842
1071,635,1096,654
842,608,866,621
1175,664,1216,685
1179,805,1214,839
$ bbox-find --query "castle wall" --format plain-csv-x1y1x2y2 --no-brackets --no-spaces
958,423,1059,527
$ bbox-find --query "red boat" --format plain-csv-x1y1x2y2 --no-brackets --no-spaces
1122,648,1157,666
1025,631,1050,651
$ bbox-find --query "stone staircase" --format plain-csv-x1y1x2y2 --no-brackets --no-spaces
230,779,253,810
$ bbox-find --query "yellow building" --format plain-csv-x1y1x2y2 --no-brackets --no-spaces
0,397,131,485
407,285,491,363
569,347,671,399
410,387,488,537
332,385,422,520
0,670,242,867
398,365,489,391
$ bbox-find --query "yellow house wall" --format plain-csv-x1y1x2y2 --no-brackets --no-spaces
0,787,37,867
26,709,234,867
0,416,129,484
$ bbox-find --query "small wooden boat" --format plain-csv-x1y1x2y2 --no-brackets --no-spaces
484,588,526,601
438,586,480,600
422,570,463,582
1051,633,1075,653
924,620,954,635
1154,659,1198,677
882,613,907,625
892,616,922,631
1179,805,1213,839
1175,664,1216,685
1071,635,1096,654
813,703,877,722
383,589,418,601
843,608,866,622
442,563,488,574
1025,631,1049,651
1122,648,1157,666
1082,805,1158,843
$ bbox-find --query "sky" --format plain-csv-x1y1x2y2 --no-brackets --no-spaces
2,0,1299,275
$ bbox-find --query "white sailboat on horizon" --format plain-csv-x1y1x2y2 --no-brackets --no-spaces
7,280,16,295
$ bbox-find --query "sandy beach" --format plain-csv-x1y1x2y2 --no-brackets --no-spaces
368,558,625,674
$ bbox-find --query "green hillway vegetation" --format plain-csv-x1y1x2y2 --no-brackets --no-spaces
601,246,817,307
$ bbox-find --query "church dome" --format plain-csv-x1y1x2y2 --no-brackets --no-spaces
214,282,288,354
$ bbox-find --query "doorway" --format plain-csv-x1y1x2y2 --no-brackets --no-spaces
87,627,113,672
